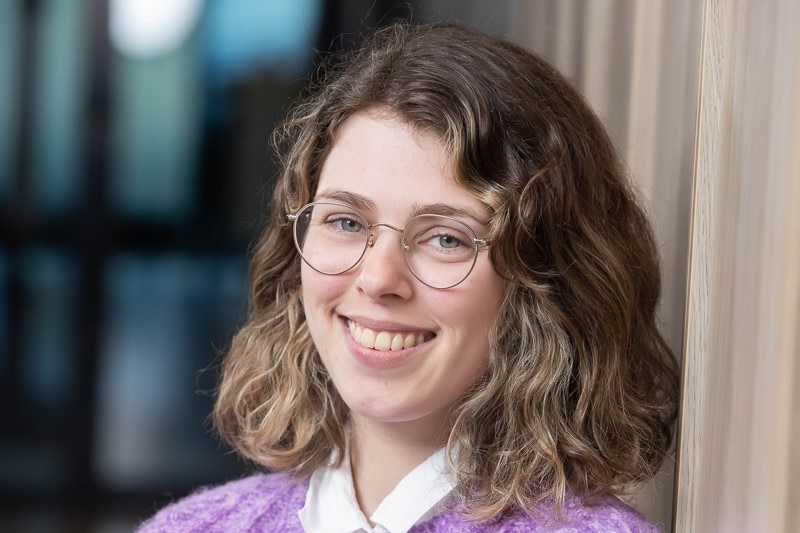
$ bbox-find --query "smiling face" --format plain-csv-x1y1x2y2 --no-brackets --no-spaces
300,112,506,434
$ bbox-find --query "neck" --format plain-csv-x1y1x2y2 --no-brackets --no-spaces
349,414,448,519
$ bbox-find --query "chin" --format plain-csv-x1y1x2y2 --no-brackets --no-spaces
345,390,448,426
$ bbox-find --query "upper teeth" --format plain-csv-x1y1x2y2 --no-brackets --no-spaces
348,320,426,351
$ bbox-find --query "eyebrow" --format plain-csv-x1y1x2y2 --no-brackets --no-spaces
315,190,376,212
315,189,491,227
410,203,491,227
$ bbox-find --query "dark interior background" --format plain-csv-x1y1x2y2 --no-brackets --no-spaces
0,1,513,531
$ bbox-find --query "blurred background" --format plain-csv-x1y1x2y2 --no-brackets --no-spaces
0,1,520,531
13,1,797,532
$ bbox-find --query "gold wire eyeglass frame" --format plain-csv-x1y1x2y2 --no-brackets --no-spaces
287,201,490,289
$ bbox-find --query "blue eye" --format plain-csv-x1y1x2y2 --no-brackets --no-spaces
436,234,462,249
409,219,474,260
329,216,363,233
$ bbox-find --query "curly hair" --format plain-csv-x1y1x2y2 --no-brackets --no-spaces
213,22,680,520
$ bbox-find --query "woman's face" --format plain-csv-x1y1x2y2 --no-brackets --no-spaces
301,112,506,432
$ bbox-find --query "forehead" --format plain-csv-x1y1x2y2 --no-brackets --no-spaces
318,112,490,221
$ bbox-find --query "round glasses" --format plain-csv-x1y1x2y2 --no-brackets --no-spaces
287,202,489,289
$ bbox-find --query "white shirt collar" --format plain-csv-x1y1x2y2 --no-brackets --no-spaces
298,447,454,533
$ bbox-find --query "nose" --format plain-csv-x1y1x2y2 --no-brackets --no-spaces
354,227,414,301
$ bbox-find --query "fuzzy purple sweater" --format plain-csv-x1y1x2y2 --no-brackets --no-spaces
138,473,661,532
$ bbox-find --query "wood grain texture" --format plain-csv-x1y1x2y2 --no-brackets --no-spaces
675,0,800,530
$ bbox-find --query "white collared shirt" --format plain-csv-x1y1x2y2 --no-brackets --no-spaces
297,447,454,533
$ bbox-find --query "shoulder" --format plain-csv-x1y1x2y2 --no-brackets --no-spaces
137,472,309,533
414,494,662,532
540,494,662,532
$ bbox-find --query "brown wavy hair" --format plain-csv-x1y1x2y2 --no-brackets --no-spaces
213,22,679,520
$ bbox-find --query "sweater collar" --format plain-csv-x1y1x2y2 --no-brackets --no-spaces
297,446,454,533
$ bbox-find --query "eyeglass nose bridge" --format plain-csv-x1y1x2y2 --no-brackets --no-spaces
366,222,407,250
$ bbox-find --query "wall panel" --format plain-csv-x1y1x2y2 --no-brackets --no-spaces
675,0,800,530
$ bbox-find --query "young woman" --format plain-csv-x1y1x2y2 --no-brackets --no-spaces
140,22,679,532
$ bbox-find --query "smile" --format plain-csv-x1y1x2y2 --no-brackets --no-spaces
347,319,433,351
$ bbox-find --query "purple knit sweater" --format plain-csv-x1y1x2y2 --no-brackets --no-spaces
138,473,661,532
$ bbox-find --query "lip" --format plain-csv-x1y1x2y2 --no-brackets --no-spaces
343,315,435,333
339,316,434,369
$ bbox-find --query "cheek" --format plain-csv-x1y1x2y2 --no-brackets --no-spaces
455,279,505,361
300,269,330,337
300,267,355,357
301,266,347,307
438,272,505,331
429,291,499,357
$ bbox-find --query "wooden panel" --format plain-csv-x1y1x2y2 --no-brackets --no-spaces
675,0,800,530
